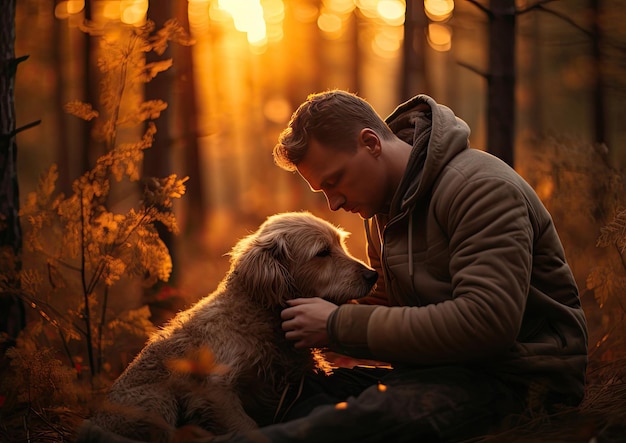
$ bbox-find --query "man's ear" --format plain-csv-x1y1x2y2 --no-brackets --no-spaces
359,128,381,156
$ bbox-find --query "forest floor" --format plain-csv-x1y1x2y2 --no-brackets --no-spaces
0,354,624,442
472,360,626,443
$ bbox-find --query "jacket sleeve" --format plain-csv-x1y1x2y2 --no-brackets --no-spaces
328,171,534,364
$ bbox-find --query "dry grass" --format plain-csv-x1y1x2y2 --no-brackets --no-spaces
470,358,626,443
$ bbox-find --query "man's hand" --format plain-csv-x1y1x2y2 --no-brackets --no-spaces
281,298,338,349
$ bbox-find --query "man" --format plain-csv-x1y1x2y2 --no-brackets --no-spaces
224,90,588,442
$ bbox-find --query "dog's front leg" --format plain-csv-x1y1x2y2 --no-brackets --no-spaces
185,385,258,434
215,397,259,433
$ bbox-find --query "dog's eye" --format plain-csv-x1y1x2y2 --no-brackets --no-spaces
316,248,331,257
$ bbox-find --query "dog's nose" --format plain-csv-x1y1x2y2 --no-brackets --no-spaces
363,269,378,285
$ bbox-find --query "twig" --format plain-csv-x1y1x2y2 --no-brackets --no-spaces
17,292,81,368
517,0,559,14
457,61,489,79
97,285,109,373
19,291,87,337
2,54,30,76
79,189,95,377
519,3,591,37
106,32,137,152
615,242,626,274
11,120,42,138
29,407,65,440
466,0,492,17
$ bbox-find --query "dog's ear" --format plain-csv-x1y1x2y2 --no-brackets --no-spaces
230,232,298,308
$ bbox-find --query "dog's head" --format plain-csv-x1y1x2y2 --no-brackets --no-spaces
229,212,378,308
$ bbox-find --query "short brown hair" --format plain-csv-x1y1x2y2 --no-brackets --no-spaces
273,90,394,172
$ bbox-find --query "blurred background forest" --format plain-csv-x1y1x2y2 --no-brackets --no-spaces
1,0,626,441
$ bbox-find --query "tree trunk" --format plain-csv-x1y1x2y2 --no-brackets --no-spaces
82,0,100,169
0,0,26,348
590,0,605,146
174,0,205,234
401,0,429,100
487,0,516,166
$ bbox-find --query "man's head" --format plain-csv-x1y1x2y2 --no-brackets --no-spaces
273,90,395,172
273,90,406,219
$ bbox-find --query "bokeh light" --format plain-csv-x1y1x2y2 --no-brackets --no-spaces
217,0,270,46
372,26,403,58
317,11,344,38
355,0,380,19
427,23,452,52
264,0,285,43
263,97,292,124
424,0,454,22
377,0,405,26
102,1,122,20
120,0,148,25
292,3,319,23
188,0,210,35
54,0,84,19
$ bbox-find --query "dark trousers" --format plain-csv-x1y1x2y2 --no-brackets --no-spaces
213,364,530,443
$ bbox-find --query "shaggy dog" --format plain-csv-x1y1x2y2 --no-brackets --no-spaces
78,211,378,442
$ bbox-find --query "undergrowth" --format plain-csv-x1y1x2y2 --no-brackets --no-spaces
1,18,192,442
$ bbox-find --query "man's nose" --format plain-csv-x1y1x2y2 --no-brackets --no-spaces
325,193,344,212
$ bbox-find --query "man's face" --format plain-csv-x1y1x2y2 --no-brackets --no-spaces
296,136,388,219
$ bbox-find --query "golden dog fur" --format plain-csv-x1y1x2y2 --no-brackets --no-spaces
79,211,378,442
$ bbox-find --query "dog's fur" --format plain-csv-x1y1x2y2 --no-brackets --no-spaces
81,212,378,442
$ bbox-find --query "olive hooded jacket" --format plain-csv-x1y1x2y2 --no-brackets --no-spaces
327,95,588,400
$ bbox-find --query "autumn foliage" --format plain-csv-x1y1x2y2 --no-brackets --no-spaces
1,19,191,441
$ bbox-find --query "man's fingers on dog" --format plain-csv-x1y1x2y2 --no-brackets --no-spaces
285,297,322,306
284,329,299,340
281,317,296,331
280,306,296,321
284,330,307,348
280,298,318,320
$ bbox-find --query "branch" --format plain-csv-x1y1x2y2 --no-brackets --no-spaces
0,120,41,141
29,407,65,439
97,285,109,375
466,0,492,17
519,2,591,37
79,189,96,377
12,120,41,137
615,243,626,275
2,54,30,76
457,61,489,80
19,291,87,337
517,0,559,14
15,54,30,65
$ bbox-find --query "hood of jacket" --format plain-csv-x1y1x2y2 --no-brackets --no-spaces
385,95,471,215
